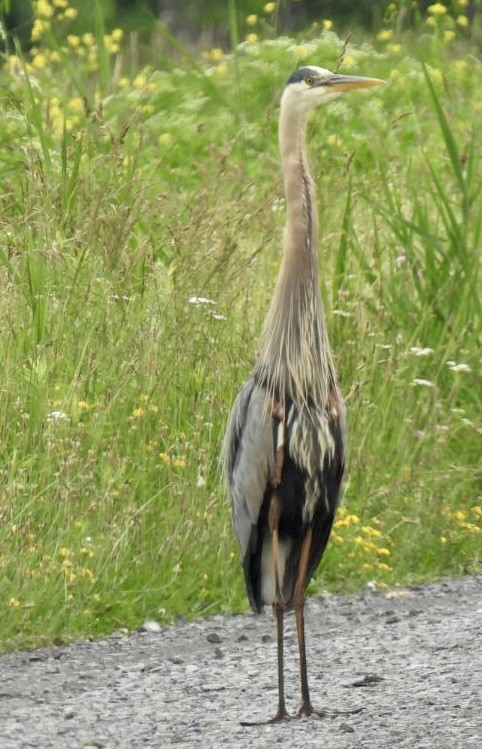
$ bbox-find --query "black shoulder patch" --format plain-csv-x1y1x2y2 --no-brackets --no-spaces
285,66,318,87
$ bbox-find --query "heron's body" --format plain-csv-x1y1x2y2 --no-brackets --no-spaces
224,381,344,612
222,65,383,722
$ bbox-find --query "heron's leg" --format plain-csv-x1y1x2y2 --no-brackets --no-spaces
241,493,290,726
293,527,315,716
273,602,288,720
268,493,290,722
293,527,364,721
248,402,289,724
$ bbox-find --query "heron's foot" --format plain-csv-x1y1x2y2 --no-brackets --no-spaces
240,708,291,726
297,703,364,720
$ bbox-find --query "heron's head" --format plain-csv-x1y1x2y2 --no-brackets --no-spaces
281,65,384,117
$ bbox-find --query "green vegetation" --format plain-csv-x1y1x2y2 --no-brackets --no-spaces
0,0,480,652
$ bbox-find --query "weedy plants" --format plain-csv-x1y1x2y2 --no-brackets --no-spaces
0,0,480,651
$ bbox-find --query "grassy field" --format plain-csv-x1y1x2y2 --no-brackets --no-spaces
0,1,480,652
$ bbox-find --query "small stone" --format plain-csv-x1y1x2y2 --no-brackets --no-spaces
340,722,355,733
352,674,384,687
207,633,222,644
139,620,162,633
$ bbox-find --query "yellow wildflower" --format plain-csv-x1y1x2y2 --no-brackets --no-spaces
209,47,224,62
53,0,68,7
111,28,124,42
36,0,55,18
377,562,392,572
172,458,186,469
245,33,258,43
9,597,21,608
456,15,469,27
67,34,80,48
31,18,49,42
6,55,21,72
388,43,402,53
377,29,393,41
82,32,95,46
362,526,382,538
133,73,147,88
444,30,455,43
246,14,258,26
104,36,120,54
32,53,47,70
68,97,84,113
377,548,391,557
64,7,78,19
427,3,448,14
322,19,333,30
264,2,276,13
132,408,144,418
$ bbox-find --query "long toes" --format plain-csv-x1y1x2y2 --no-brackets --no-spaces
240,711,291,726
298,705,364,719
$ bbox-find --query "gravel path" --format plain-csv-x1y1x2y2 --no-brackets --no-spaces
1,575,481,748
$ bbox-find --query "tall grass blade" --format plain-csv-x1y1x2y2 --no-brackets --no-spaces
333,175,352,302
421,63,465,194
15,42,51,175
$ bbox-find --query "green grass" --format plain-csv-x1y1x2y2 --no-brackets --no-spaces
0,8,481,652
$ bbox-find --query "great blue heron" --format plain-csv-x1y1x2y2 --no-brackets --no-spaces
222,65,383,723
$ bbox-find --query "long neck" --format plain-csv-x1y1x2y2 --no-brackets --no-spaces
279,106,318,273
255,101,337,408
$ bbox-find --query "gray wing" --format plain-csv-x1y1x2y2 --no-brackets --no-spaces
221,376,274,561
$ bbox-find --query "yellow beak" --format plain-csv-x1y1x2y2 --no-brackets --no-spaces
324,74,385,92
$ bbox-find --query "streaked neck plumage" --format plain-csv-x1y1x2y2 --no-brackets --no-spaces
255,96,338,409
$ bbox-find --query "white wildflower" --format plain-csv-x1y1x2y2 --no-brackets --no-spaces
447,361,471,373
46,411,70,422
409,346,433,356
412,378,435,388
188,296,216,305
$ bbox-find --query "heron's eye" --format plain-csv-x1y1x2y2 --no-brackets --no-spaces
304,76,315,87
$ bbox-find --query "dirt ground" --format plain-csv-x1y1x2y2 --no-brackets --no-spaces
1,574,481,748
